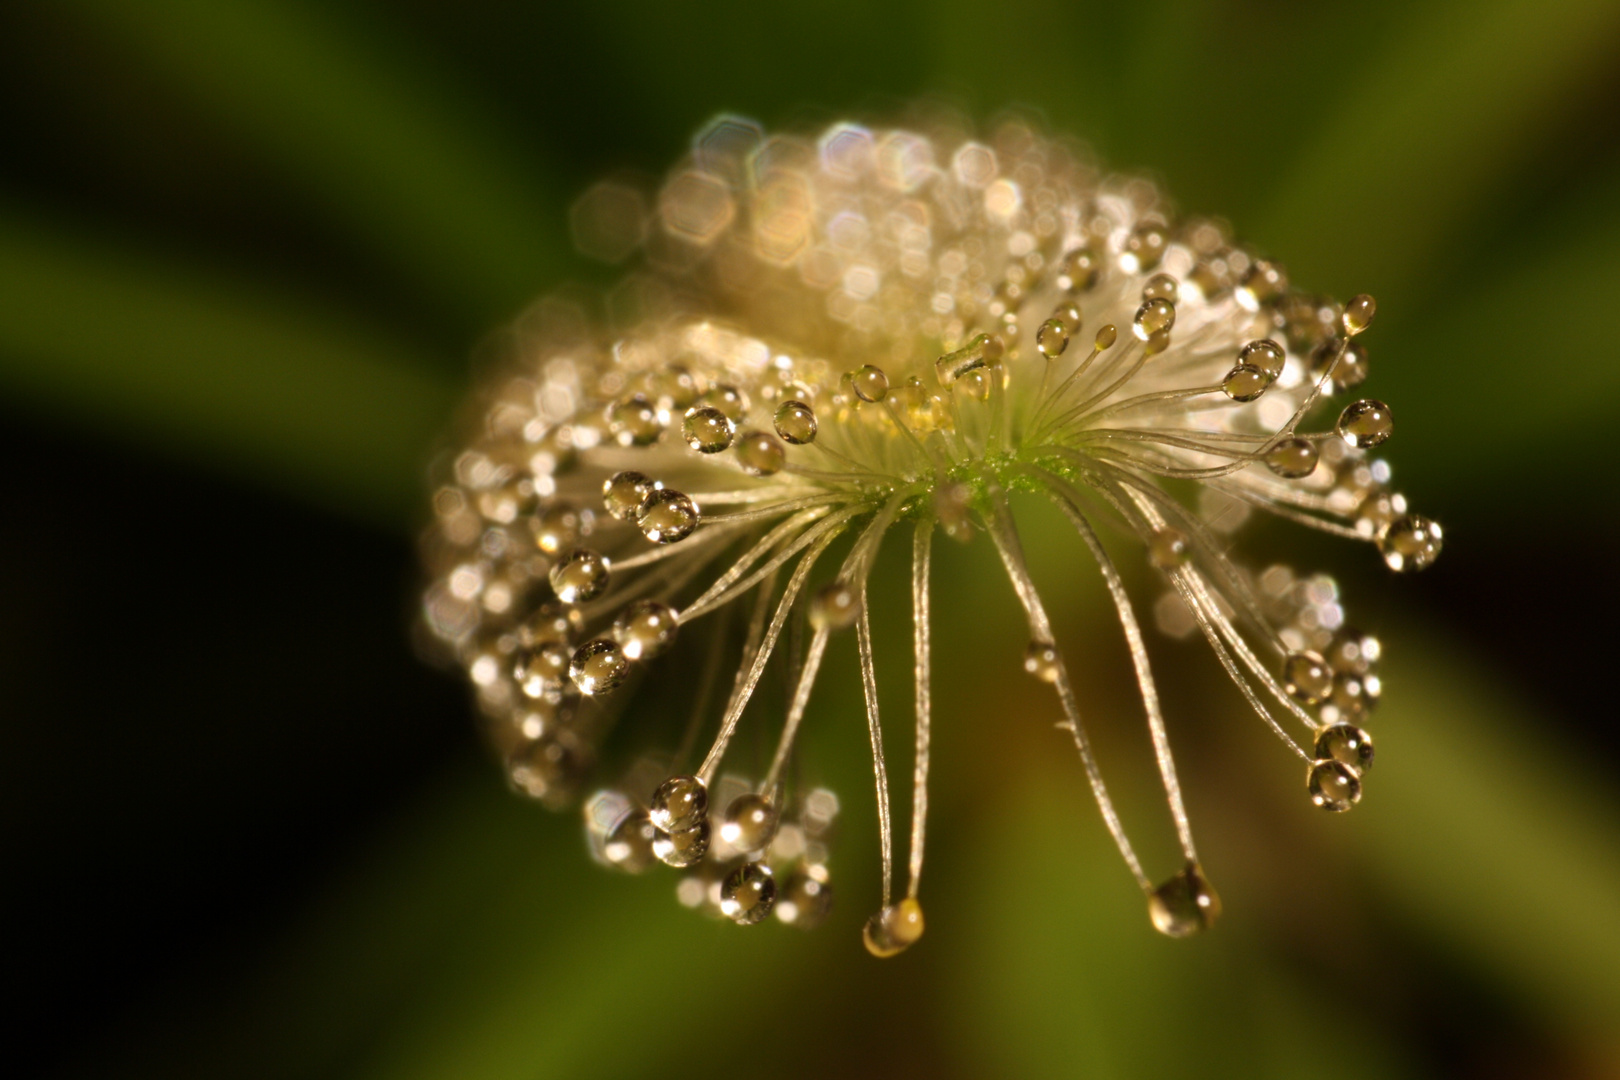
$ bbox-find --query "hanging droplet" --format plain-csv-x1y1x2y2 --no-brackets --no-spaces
809,579,860,631
850,365,890,403
862,898,925,957
720,862,778,925
1122,222,1168,274
682,405,735,453
607,393,663,446
1378,513,1442,572
531,501,584,556
1022,640,1060,683
774,400,818,444
649,775,708,832
570,638,628,695
1222,364,1269,402
1132,297,1176,340
612,599,679,660
1239,338,1287,380
1035,318,1070,359
1148,527,1190,568
1282,650,1334,706
1142,273,1178,302
1266,437,1320,479
1308,759,1362,811
696,383,749,422
1064,245,1101,291
652,820,711,867
600,807,657,873
776,867,834,928
1315,723,1374,774
1235,259,1287,311
735,429,786,475
1337,399,1393,449
1342,293,1376,336
1094,324,1118,351
1147,861,1221,937
602,470,657,521
549,548,610,604
636,488,699,544
720,792,780,852
513,640,572,697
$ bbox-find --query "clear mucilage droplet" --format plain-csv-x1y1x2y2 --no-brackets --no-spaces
735,429,786,475
720,862,778,925
570,639,629,695
720,792,780,852
696,383,749,421
850,365,890,403
650,775,708,832
549,548,610,604
1265,438,1319,478
1337,399,1393,449
1239,338,1286,379
607,394,662,446
1147,862,1221,937
1282,651,1335,706
1036,318,1071,359
776,868,834,928
1342,293,1376,336
636,488,699,544
612,599,679,660
1308,759,1362,811
513,640,571,697
773,400,818,444
602,470,657,520
1022,640,1060,682
1222,364,1269,402
682,405,735,453
809,579,859,631
1133,297,1176,341
531,502,584,555
1148,527,1190,569
652,820,711,867
862,898,925,957
1142,273,1178,303
1314,723,1374,774
1378,514,1442,572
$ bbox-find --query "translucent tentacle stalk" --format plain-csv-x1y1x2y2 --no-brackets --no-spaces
906,518,933,900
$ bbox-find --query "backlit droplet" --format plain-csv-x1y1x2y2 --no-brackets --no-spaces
513,640,571,697
636,488,698,543
522,601,583,646
1143,328,1172,356
1142,273,1178,302
696,383,749,421
601,807,657,873
862,898,925,957
1022,640,1060,682
1235,259,1287,311
1337,399,1393,449
809,579,859,631
1328,672,1381,721
682,405,734,453
570,638,628,695
607,394,662,446
735,429,786,475
1132,297,1176,340
1315,723,1374,774
774,400,818,444
1053,301,1083,334
550,548,610,604
649,775,708,832
1148,527,1190,568
1239,338,1286,380
652,820,711,867
720,862,778,925
720,792,780,852
1222,364,1269,402
1282,650,1334,706
1326,628,1381,676
1311,338,1369,390
1094,324,1118,351
1308,759,1362,811
602,470,656,521
1266,437,1320,478
531,501,583,555
1123,222,1168,273
850,365,889,403
612,599,679,660
776,868,834,928
1064,246,1101,291
1342,293,1376,336
650,365,698,410
1378,514,1442,572
958,367,992,401
1147,862,1221,937
1036,318,1070,359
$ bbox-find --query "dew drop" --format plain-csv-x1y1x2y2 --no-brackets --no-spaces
651,820,711,867
513,640,571,697
607,393,663,446
570,638,629,695
1282,650,1334,706
735,429,786,475
1148,527,1190,568
1022,640,1060,683
1132,297,1176,340
696,383,749,422
774,399,819,444
636,487,699,543
682,405,735,453
1222,364,1269,402
809,579,860,631
850,365,890,403
720,862,778,925
1308,758,1362,812
720,792,780,852
549,548,610,604
1036,318,1071,359
602,470,656,520
1315,723,1375,774
1147,862,1221,937
649,775,708,832
1342,293,1376,336
1378,513,1442,572
776,868,834,928
1337,399,1393,449
862,898,925,957
612,599,679,660
1142,273,1179,302
1265,437,1320,479
1239,338,1287,380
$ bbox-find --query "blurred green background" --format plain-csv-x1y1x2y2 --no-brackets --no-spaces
3,1,1619,1077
